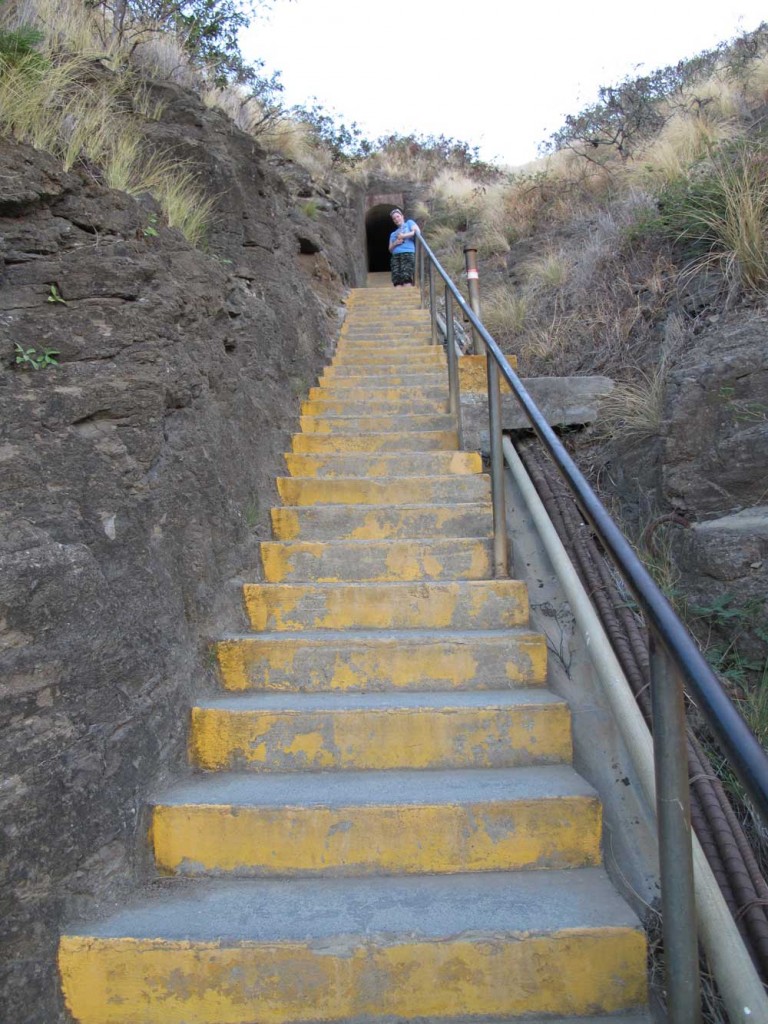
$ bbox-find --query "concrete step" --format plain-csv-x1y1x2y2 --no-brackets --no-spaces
283,451,481,479
302,397,448,416
270,502,493,540
242,579,529,631
291,426,456,449
215,627,547,693
307,382,448,402
322,363,445,380
335,337,434,350
309,373,448,391
276,473,490,506
259,537,492,582
150,766,602,876
58,871,647,1023
189,689,571,772
299,412,456,433
331,348,444,365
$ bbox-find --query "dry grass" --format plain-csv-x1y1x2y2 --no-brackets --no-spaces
481,286,528,340
634,107,743,185
524,249,570,290
257,118,333,175
688,148,768,296
595,367,668,442
0,44,214,245
202,85,267,133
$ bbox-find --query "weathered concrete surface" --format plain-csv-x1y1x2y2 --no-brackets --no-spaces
0,79,362,1022
461,375,615,451
502,469,661,924
58,871,647,1022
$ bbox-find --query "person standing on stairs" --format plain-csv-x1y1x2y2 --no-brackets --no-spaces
389,208,420,287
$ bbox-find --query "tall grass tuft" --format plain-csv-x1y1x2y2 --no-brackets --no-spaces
0,41,214,246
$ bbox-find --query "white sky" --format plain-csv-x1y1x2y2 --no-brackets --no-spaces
240,0,766,167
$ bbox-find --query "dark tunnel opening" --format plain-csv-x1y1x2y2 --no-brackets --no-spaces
365,204,399,272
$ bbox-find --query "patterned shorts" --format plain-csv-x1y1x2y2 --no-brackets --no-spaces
391,252,415,286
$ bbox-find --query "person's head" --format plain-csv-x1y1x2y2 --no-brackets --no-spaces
390,208,405,227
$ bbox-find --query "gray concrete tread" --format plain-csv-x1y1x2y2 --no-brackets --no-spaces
155,764,596,807
260,538,492,550
243,580,521,593
193,688,566,713
222,628,542,643
273,502,492,513
66,867,641,940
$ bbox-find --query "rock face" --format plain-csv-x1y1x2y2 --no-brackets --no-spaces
605,311,768,666
663,313,768,661
0,83,363,1022
663,313,768,515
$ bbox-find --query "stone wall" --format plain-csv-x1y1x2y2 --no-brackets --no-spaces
0,83,364,1021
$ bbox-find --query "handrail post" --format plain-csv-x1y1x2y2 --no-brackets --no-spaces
444,285,459,419
463,245,485,355
650,634,702,1023
487,356,508,577
428,261,438,347
417,240,426,308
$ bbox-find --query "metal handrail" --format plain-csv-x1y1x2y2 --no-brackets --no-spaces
414,231,768,1022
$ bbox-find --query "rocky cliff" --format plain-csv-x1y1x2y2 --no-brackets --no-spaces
0,81,364,1021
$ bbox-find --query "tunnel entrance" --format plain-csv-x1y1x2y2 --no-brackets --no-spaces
365,196,404,273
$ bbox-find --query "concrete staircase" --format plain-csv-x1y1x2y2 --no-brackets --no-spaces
58,286,649,1022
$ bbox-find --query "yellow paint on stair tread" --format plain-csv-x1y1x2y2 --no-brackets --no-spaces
59,929,646,1024
151,797,602,875
243,580,528,631
215,633,547,692
59,930,646,1024
190,703,572,771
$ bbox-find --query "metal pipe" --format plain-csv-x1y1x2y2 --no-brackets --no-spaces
487,358,508,577
444,286,459,418
463,245,484,354
502,435,768,1024
650,637,702,1022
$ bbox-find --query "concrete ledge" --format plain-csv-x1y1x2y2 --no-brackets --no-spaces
461,375,615,452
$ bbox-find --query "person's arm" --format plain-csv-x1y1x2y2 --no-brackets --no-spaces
399,220,420,240
389,233,404,252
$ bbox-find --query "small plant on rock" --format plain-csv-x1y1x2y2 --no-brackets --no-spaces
14,343,59,370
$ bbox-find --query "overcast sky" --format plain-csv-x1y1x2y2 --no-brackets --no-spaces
240,0,766,167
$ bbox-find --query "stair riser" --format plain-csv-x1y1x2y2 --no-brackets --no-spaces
276,475,489,506
307,384,447,402
290,430,456,452
190,703,572,772
322,365,445,379
260,539,492,583
216,634,547,692
151,797,602,875
59,931,647,1024
335,339,434,351
300,414,456,434
308,376,447,390
283,452,481,479
301,399,447,417
270,504,493,540
243,580,529,631
332,350,444,365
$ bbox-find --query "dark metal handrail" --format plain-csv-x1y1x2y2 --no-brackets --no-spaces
415,231,768,1022
416,232,768,824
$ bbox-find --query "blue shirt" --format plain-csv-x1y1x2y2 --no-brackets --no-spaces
390,219,418,254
